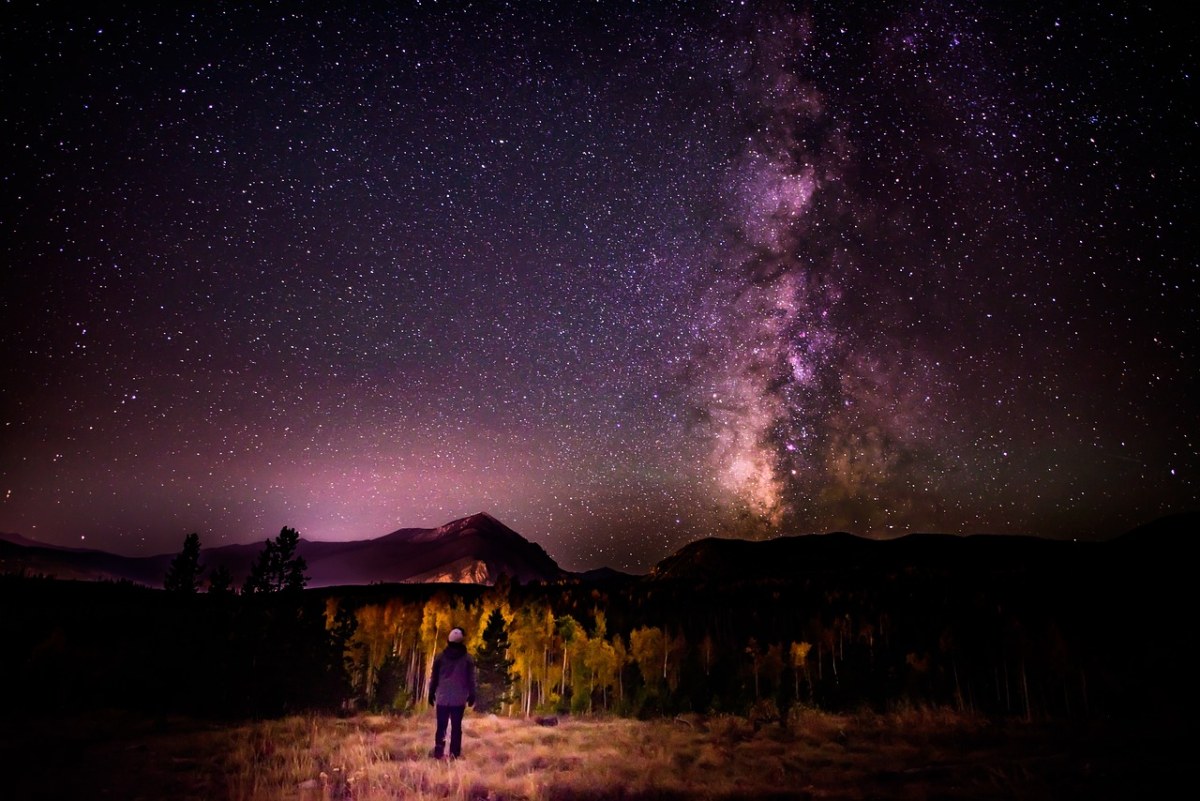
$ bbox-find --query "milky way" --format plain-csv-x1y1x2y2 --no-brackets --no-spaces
1,2,1195,571
695,7,981,536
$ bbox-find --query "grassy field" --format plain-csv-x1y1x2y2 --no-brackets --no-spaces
1,706,1179,800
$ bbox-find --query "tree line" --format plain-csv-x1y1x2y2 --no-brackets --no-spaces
2,526,1183,726
335,571,1103,723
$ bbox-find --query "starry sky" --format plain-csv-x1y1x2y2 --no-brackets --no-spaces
2,1,1195,572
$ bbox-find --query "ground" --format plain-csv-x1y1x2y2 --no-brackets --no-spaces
0,707,1181,800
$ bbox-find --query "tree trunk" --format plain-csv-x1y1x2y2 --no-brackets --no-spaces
1020,659,1031,722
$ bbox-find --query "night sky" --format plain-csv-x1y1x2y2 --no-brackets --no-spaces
2,1,1195,572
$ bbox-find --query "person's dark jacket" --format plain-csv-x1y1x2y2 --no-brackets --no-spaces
430,641,476,707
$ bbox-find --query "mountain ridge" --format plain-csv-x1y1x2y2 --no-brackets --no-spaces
2,510,1194,589
647,511,1198,583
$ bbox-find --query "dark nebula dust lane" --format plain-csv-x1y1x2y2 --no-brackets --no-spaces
1,1,1195,572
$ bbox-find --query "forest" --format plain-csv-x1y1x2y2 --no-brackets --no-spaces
1,522,1185,731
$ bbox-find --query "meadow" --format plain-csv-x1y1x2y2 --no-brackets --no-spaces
2,522,1188,799
4,705,1174,800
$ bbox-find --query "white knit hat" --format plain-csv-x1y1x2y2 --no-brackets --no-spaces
448,628,464,643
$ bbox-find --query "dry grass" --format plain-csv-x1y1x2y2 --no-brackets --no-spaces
0,706,1173,800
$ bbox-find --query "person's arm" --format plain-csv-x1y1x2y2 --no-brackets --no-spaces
466,657,477,707
429,655,440,705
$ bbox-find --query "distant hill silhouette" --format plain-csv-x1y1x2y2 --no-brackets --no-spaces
648,512,1199,584
648,531,1075,583
575,566,638,582
1109,510,1199,549
0,512,565,588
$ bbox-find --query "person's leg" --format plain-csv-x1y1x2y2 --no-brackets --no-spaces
448,705,466,757
432,705,450,758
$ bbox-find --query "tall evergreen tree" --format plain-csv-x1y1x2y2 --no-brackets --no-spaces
278,525,309,593
474,607,516,713
207,564,234,595
243,526,309,594
164,532,203,594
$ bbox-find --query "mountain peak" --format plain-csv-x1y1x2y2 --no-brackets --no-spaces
440,511,506,532
360,512,562,585
389,511,516,543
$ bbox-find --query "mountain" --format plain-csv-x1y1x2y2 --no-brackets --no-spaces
575,566,638,582
0,512,566,588
1109,510,1199,550
650,530,1083,582
0,533,175,585
6,511,1193,590
298,512,565,586
647,513,1199,584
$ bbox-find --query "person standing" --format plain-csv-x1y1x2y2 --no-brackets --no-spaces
429,627,476,759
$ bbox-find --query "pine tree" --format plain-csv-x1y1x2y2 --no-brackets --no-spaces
278,525,309,593
243,526,309,594
238,527,322,715
164,532,203,593
207,564,234,595
242,538,276,595
474,607,515,714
